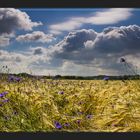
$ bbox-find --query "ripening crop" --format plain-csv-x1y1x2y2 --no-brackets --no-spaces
0,75,140,132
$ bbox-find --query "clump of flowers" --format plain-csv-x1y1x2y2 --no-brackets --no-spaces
8,75,21,82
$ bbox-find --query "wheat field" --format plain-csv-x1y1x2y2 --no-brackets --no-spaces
0,75,140,132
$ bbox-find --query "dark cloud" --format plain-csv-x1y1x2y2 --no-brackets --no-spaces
33,48,43,55
56,29,97,52
0,8,42,35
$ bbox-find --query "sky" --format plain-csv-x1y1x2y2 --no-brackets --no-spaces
0,8,140,76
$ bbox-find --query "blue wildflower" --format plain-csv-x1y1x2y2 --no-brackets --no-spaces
86,114,93,119
103,76,109,81
15,77,21,82
76,120,81,125
2,99,9,103
0,92,8,98
64,123,70,127
8,75,21,82
9,75,15,82
54,121,62,129
58,91,64,95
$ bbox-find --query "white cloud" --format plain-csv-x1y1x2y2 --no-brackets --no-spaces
84,40,95,49
16,31,55,43
49,8,133,34
49,19,83,34
48,25,140,75
1,24,140,76
0,36,10,47
85,8,133,25
0,8,43,47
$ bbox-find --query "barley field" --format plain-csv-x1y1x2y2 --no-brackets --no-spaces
0,75,140,132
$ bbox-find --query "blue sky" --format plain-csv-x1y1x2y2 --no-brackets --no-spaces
0,8,140,76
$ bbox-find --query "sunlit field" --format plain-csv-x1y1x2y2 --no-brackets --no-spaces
0,75,140,132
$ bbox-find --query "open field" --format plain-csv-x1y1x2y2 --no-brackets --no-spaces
0,76,140,132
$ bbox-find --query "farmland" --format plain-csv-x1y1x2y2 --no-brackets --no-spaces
0,75,140,132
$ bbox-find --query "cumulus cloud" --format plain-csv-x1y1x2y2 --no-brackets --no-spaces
0,8,42,47
0,8,42,35
48,24,140,75
29,46,46,55
16,31,55,43
49,8,133,34
0,36,10,47
0,47,51,74
1,24,140,76
84,40,95,49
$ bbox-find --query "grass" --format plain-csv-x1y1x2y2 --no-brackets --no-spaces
0,75,140,132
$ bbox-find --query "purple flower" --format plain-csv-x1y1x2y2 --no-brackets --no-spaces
0,94,4,98
8,75,21,82
103,76,109,81
2,99,9,103
9,75,15,82
58,91,64,95
86,114,93,119
0,92,8,98
15,77,21,82
54,121,62,129
76,120,81,125
64,123,70,127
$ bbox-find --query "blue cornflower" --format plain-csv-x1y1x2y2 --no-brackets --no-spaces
0,92,8,98
103,76,109,81
2,99,9,103
58,91,64,95
76,120,81,125
64,123,70,127
15,77,21,82
0,94,4,98
9,75,15,82
86,114,93,119
8,75,21,82
54,121,62,129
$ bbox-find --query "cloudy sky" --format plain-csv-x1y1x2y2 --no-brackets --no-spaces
0,8,140,76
